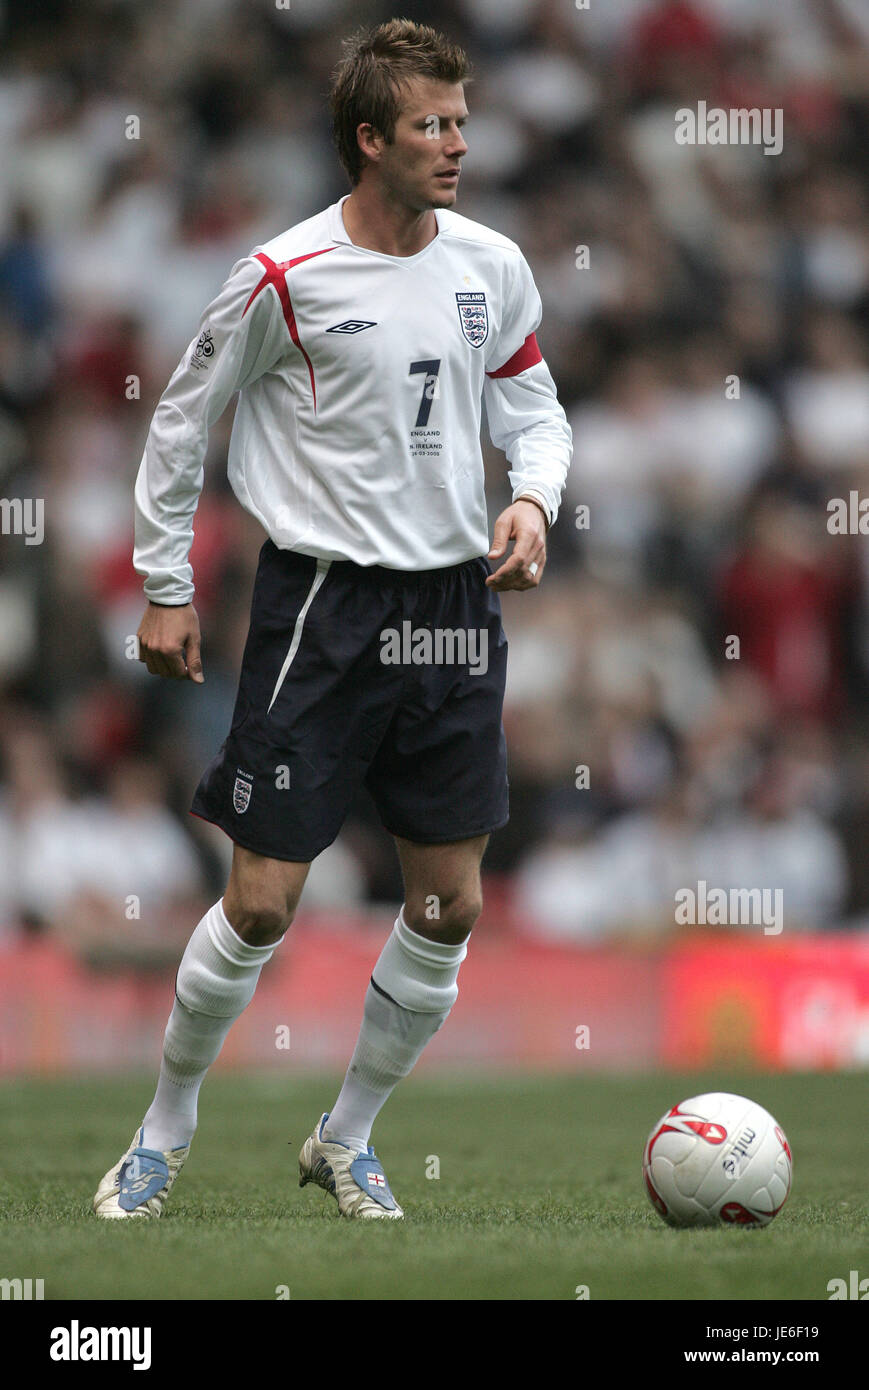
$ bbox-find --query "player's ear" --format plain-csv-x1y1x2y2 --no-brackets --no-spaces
356,122,384,164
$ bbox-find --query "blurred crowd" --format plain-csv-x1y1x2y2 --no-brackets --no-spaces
2,0,869,952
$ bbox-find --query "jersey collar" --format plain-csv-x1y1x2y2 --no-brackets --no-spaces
329,196,446,264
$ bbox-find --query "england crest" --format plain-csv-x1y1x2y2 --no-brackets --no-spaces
456,292,488,347
232,771,253,814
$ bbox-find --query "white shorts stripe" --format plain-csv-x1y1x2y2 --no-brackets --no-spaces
266,558,332,714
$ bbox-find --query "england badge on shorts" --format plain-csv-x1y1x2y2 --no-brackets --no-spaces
456,292,488,347
232,771,254,814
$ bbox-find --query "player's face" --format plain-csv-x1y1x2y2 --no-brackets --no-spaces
379,78,468,211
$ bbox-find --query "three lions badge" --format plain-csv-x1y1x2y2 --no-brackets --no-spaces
232,771,254,814
455,292,488,347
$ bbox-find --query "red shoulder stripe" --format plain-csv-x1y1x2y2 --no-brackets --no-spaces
244,247,336,410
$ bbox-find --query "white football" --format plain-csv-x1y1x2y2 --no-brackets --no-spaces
643,1092,793,1228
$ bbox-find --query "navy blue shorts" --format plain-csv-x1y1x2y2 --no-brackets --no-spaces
191,540,510,861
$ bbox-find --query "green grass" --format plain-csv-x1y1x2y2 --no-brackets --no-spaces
0,1071,866,1300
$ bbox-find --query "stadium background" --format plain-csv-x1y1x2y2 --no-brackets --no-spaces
1,0,869,1080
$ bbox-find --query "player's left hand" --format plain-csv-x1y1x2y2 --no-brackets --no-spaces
486,499,547,591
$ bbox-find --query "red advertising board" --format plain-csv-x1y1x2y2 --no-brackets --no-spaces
0,923,866,1073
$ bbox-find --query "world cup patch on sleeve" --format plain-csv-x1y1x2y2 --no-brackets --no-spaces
190,329,215,370
456,292,488,347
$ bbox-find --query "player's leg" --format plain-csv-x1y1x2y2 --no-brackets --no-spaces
325,832,485,1144
328,552,506,1144
299,834,487,1218
299,556,508,1216
394,832,487,943
96,542,401,1217
93,846,308,1219
141,845,309,1148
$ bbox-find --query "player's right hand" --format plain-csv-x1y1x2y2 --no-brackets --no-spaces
137,601,204,682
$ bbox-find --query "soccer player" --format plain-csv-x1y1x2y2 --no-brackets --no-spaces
94,19,572,1221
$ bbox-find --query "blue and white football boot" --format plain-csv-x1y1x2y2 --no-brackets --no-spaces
93,1127,190,1219
298,1113,404,1219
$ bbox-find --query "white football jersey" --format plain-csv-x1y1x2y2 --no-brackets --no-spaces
134,196,573,603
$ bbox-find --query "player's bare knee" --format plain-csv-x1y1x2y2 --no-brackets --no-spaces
222,894,294,945
406,887,482,943
238,908,292,945
445,892,482,941
223,848,308,944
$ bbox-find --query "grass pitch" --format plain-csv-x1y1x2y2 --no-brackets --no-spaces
1,1071,866,1301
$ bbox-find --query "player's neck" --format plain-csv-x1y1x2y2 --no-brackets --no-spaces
341,187,438,258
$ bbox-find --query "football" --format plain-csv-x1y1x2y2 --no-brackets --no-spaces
643,1092,793,1228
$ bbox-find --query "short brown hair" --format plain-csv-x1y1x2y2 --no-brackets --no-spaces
329,19,471,186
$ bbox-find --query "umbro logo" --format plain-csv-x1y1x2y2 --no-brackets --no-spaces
326,319,377,334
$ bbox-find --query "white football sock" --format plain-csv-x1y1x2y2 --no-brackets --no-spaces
322,907,468,1152
142,899,282,1152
